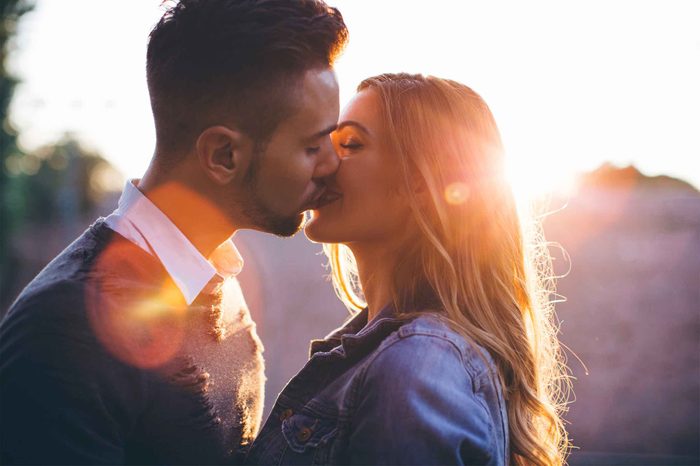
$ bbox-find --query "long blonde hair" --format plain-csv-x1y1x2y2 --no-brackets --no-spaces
325,73,569,465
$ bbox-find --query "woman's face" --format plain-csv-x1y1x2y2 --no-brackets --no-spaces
304,89,413,245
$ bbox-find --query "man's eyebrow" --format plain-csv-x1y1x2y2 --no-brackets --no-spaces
337,120,370,135
308,124,338,141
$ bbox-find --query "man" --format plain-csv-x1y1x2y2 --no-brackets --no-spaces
0,0,348,464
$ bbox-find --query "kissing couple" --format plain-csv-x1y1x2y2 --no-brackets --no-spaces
0,1,568,465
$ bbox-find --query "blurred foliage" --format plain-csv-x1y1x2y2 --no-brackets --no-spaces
1,1,123,306
1,0,34,303
5,136,123,222
1,135,124,306
579,163,700,194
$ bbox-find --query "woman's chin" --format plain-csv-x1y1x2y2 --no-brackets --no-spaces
303,213,326,243
303,211,342,244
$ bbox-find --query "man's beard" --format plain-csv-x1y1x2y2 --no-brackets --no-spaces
241,196,304,237
240,163,304,237
239,143,306,237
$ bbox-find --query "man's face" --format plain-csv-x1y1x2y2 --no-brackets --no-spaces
241,68,341,236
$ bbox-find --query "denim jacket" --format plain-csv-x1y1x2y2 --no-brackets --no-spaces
245,306,509,465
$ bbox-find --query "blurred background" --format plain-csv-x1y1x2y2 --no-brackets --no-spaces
1,1,698,464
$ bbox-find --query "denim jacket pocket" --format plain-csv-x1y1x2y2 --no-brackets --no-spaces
281,411,338,457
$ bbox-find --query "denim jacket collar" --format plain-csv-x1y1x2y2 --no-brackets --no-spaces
308,304,408,358
247,302,510,466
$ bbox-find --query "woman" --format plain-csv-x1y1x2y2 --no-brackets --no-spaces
245,73,569,465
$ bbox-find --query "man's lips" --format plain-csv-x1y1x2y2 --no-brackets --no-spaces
300,187,343,212
300,188,326,212
314,189,342,209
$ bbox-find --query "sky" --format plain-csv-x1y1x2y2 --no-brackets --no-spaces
8,0,700,196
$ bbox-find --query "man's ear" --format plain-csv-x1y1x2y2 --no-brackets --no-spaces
196,126,253,185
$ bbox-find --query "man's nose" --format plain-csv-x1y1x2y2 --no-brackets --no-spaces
312,140,340,180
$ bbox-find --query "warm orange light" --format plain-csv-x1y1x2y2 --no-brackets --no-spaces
86,239,188,369
445,182,470,205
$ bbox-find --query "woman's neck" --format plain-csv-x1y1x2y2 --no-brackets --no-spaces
349,242,401,322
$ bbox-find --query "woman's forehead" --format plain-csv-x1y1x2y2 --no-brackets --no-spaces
339,89,382,129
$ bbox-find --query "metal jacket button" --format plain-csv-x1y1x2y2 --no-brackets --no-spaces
279,409,293,421
296,426,313,442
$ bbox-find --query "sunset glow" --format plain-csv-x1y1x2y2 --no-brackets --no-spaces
7,0,700,190
505,153,580,203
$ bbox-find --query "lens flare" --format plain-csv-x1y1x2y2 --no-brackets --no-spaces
445,182,470,205
86,238,188,369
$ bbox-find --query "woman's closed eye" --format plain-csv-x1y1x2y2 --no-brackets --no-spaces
333,134,363,152
332,129,365,157
340,140,363,150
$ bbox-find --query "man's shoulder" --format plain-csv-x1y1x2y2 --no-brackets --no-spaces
3,223,100,324
2,220,167,335
0,221,185,377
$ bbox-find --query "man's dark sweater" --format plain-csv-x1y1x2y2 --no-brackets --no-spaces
0,219,265,465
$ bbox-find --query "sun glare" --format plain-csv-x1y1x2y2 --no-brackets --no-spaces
506,152,577,218
504,154,579,211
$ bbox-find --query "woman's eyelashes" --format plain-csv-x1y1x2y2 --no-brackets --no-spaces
333,134,363,154
340,140,362,149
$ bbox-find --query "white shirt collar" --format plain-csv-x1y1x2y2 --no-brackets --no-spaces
104,179,243,305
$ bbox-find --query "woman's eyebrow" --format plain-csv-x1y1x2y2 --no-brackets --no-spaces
337,120,370,135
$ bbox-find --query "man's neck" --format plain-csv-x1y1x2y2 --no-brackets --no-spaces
138,164,236,259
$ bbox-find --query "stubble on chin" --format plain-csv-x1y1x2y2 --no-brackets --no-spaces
266,212,305,237
241,197,304,237
241,157,304,237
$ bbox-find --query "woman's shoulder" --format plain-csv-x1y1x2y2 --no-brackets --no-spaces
367,311,499,385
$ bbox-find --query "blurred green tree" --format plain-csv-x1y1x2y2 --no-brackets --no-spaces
18,136,123,222
1,1,123,310
1,0,34,305
1,134,123,310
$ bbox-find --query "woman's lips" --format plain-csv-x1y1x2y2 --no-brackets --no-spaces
300,188,326,212
315,189,343,209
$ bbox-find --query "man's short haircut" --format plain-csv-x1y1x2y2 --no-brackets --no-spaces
146,0,348,158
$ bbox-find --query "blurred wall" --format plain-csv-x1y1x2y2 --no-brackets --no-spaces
547,187,700,461
234,230,348,419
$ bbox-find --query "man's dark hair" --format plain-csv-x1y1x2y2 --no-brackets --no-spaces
146,0,348,158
